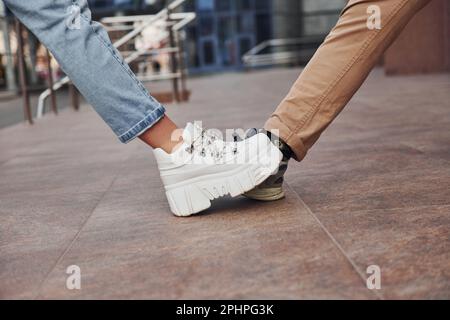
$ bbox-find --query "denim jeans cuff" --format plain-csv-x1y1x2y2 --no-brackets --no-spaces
118,106,166,143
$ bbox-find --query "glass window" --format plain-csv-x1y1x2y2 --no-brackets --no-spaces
303,15,340,36
236,0,252,11
203,41,216,65
186,26,200,67
239,37,252,57
237,14,254,33
215,0,232,11
218,17,236,66
255,13,272,43
255,0,271,11
197,0,214,11
302,0,345,36
199,16,215,36
218,16,234,40
302,0,346,12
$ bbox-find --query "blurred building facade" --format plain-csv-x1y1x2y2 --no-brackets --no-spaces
85,0,348,72
79,0,450,74
183,0,346,72
0,0,448,92
1,0,348,80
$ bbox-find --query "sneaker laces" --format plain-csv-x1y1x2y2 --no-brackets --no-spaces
185,126,238,162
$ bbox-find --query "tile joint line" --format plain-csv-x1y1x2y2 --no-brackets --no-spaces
285,181,385,300
32,176,119,299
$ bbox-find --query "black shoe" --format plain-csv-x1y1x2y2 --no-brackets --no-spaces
235,128,292,201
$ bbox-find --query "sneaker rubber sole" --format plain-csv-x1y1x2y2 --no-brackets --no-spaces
243,186,285,201
165,149,283,217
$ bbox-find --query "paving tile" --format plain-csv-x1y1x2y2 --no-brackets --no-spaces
399,128,450,162
288,148,450,213
36,186,374,299
296,204,450,299
0,191,106,299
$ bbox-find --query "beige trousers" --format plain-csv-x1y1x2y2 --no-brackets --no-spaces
265,0,432,160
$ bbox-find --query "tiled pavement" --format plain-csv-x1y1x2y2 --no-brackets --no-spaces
0,68,449,299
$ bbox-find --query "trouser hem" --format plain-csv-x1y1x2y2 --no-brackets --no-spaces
264,116,307,161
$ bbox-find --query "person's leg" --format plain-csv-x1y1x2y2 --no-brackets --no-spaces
4,0,179,152
4,0,283,216
139,116,182,152
245,0,431,201
265,0,432,161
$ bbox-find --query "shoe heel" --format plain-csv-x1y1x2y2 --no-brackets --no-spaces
166,184,211,217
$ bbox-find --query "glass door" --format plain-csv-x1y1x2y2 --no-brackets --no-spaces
198,37,219,70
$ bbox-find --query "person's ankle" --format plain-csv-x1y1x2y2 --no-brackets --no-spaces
138,116,182,153
264,130,293,160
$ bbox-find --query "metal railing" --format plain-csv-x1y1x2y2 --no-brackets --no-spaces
9,17,76,125
37,0,195,118
242,36,326,68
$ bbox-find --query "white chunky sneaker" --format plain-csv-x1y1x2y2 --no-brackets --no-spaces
153,123,283,217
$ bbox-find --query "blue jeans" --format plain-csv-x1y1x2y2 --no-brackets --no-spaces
4,0,166,143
